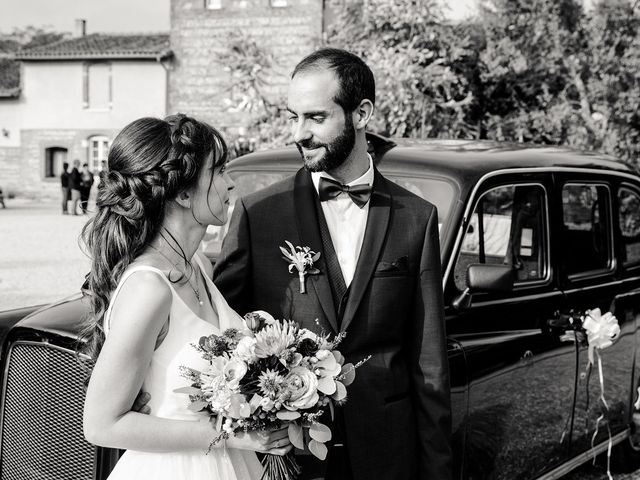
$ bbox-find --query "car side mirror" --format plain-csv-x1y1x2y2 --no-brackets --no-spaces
452,264,515,311
467,264,515,292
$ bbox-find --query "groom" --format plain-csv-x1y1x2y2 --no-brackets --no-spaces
214,48,452,480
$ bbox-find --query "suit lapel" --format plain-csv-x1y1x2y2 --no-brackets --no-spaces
293,169,339,333
341,169,391,332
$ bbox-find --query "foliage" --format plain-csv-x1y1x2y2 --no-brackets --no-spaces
0,26,67,49
215,1,640,166
218,30,291,156
0,26,68,92
478,0,640,165
328,0,483,139
0,59,19,90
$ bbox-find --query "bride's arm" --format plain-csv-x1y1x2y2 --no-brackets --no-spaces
82,271,290,454
83,271,213,452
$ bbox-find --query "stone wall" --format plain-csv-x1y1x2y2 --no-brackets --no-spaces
0,129,118,199
169,0,323,130
0,147,21,195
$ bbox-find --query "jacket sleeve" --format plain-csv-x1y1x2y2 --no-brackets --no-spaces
411,206,453,480
212,197,253,315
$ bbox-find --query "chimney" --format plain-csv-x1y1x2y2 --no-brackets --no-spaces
74,19,86,38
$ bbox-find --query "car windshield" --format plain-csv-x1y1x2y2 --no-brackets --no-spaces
201,169,455,258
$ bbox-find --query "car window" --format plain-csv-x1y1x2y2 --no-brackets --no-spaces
561,183,613,277
201,171,291,258
202,170,455,259
386,175,455,234
618,186,640,267
454,184,547,291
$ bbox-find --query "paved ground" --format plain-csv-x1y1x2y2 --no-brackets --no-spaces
1,198,640,479
0,199,90,310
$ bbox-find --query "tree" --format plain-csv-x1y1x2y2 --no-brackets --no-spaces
218,31,292,156
0,27,68,92
328,0,482,139
0,26,67,49
478,0,640,165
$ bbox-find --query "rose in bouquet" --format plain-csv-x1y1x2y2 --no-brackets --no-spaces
175,310,368,480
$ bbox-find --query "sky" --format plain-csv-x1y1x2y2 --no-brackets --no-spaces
0,0,171,34
0,0,478,34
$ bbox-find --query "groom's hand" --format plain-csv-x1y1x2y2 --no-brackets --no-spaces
131,391,151,415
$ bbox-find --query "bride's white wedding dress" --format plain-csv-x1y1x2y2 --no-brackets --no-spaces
102,255,262,480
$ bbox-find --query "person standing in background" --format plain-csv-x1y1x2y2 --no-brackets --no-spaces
80,163,94,214
60,162,70,215
69,159,82,215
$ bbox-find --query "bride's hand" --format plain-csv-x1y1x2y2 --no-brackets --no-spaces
225,427,292,456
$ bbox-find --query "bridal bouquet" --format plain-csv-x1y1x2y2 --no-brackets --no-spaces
176,310,367,480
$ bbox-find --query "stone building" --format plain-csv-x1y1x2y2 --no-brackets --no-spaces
168,0,326,131
0,23,171,198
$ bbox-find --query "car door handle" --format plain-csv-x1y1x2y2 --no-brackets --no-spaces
547,311,586,343
547,311,573,330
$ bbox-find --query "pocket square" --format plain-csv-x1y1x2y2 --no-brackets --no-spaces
375,255,409,273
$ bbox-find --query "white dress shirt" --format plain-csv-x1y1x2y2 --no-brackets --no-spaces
311,155,374,287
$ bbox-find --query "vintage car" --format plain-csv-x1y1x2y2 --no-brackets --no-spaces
2,134,640,480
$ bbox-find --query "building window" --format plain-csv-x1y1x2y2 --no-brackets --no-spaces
44,147,68,178
270,0,287,6
205,0,222,9
88,136,110,172
83,63,112,109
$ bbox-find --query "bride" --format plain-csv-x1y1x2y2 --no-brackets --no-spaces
81,114,291,479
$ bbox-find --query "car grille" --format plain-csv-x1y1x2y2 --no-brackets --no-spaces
0,341,97,480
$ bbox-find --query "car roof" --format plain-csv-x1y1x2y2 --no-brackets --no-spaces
228,136,638,184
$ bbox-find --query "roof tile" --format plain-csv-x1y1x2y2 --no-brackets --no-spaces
15,33,171,60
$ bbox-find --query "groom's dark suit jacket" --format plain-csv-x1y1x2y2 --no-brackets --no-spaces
214,167,452,480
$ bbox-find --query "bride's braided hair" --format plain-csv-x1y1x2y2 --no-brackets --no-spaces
79,114,227,363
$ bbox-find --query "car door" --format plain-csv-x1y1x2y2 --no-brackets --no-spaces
445,173,578,480
554,173,640,459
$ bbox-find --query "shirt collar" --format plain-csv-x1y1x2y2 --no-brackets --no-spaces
311,153,374,194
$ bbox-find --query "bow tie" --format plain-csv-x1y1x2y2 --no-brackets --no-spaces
318,176,372,208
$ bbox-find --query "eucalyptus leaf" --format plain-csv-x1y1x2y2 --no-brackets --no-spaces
276,410,301,421
341,364,356,386
332,381,347,401
309,439,328,460
173,386,202,395
309,422,332,443
288,422,304,450
312,252,321,262
187,400,208,412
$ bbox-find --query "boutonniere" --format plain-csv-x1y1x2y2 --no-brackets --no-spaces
280,240,321,294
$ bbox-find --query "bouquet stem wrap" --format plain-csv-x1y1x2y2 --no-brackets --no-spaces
261,452,301,480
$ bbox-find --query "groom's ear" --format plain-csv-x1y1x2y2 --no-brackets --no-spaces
175,191,191,209
354,99,374,130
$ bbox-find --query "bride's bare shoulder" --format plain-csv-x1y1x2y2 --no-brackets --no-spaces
110,266,173,323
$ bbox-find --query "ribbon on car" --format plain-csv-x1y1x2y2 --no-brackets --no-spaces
582,308,620,480
582,308,620,365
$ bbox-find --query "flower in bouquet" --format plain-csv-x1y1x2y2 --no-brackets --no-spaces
254,320,296,358
175,311,370,480
282,366,319,410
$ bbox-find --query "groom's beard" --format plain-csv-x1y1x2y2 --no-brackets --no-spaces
296,115,356,173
